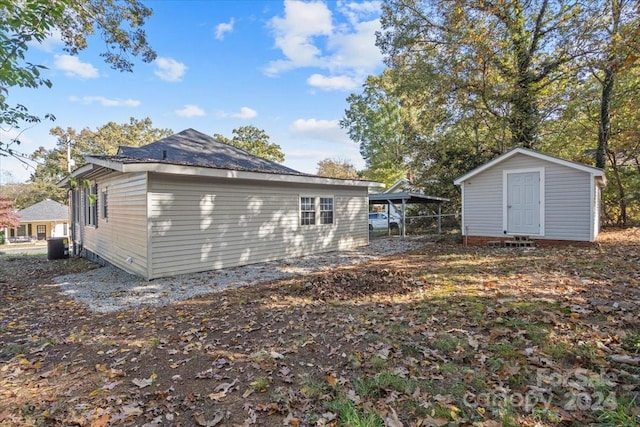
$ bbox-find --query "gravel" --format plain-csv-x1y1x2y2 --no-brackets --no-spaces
53,237,427,313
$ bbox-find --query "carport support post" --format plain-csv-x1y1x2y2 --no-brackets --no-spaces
402,198,406,238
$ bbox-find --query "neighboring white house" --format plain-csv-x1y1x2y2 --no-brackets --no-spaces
6,199,69,242
60,129,381,279
454,148,606,245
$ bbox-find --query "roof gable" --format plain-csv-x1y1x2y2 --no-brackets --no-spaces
17,199,68,222
96,128,304,176
454,148,605,185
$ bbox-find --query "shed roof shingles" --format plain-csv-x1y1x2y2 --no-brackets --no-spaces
17,199,68,222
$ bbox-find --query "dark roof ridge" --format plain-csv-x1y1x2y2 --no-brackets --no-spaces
108,128,304,176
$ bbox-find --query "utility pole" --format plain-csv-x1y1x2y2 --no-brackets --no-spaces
67,136,73,173
66,136,76,255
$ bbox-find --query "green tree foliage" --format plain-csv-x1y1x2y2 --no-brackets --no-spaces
344,0,640,222
537,0,640,225
377,0,585,150
0,0,156,154
28,117,172,201
214,126,285,163
341,71,412,187
316,158,359,179
586,0,639,170
0,181,66,209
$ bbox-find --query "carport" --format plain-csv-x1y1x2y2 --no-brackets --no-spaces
368,192,449,238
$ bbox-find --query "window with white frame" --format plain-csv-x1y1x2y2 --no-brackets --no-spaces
300,197,316,225
300,196,334,226
101,189,108,220
319,197,334,224
72,189,80,223
84,184,98,227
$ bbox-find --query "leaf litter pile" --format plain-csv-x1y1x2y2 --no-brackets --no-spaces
1,229,639,426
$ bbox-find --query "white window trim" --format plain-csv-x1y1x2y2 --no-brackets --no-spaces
101,188,108,221
299,195,335,227
318,196,334,225
84,184,99,228
502,167,545,236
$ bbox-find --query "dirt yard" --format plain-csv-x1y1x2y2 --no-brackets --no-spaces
1,229,639,426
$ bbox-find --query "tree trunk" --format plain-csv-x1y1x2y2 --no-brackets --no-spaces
607,150,627,226
597,0,621,168
510,80,537,149
596,67,615,169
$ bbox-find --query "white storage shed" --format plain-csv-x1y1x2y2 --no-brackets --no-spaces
454,148,606,245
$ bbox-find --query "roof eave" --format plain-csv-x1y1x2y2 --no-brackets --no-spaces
74,160,379,188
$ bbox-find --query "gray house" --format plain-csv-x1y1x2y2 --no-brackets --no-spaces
7,199,69,242
61,129,379,279
454,148,606,245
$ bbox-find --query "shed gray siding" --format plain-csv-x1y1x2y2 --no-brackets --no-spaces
461,164,503,237
81,172,149,277
147,173,368,279
544,160,592,241
462,153,594,241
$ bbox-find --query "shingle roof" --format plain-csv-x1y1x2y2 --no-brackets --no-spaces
17,199,68,222
89,128,306,176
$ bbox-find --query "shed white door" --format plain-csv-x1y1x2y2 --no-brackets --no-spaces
507,172,540,234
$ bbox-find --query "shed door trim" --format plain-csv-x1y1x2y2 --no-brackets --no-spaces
502,167,545,236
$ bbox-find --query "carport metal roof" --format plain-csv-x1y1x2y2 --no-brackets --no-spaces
368,192,449,205
368,192,450,237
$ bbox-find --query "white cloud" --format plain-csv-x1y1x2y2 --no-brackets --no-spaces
175,104,206,117
307,73,359,91
54,55,99,79
28,28,63,52
215,18,235,40
218,107,258,119
264,0,382,91
69,96,140,107
289,118,350,144
154,57,187,82
338,1,382,25
327,19,382,71
264,0,333,75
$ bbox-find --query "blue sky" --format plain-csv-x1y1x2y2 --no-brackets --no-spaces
0,0,384,183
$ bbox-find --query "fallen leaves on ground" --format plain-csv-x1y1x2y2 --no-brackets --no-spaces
1,228,639,426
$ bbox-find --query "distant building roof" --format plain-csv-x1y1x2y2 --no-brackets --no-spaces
89,128,306,177
17,199,68,222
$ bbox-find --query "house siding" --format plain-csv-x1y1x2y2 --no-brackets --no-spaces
148,173,368,279
462,153,594,241
81,172,148,277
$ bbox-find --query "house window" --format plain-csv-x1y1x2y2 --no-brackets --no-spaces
300,197,316,226
72,189,80,223
320,197,334,224
300,196,334,226
101,190,108,220
84,184,98,227
37,225,46,239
